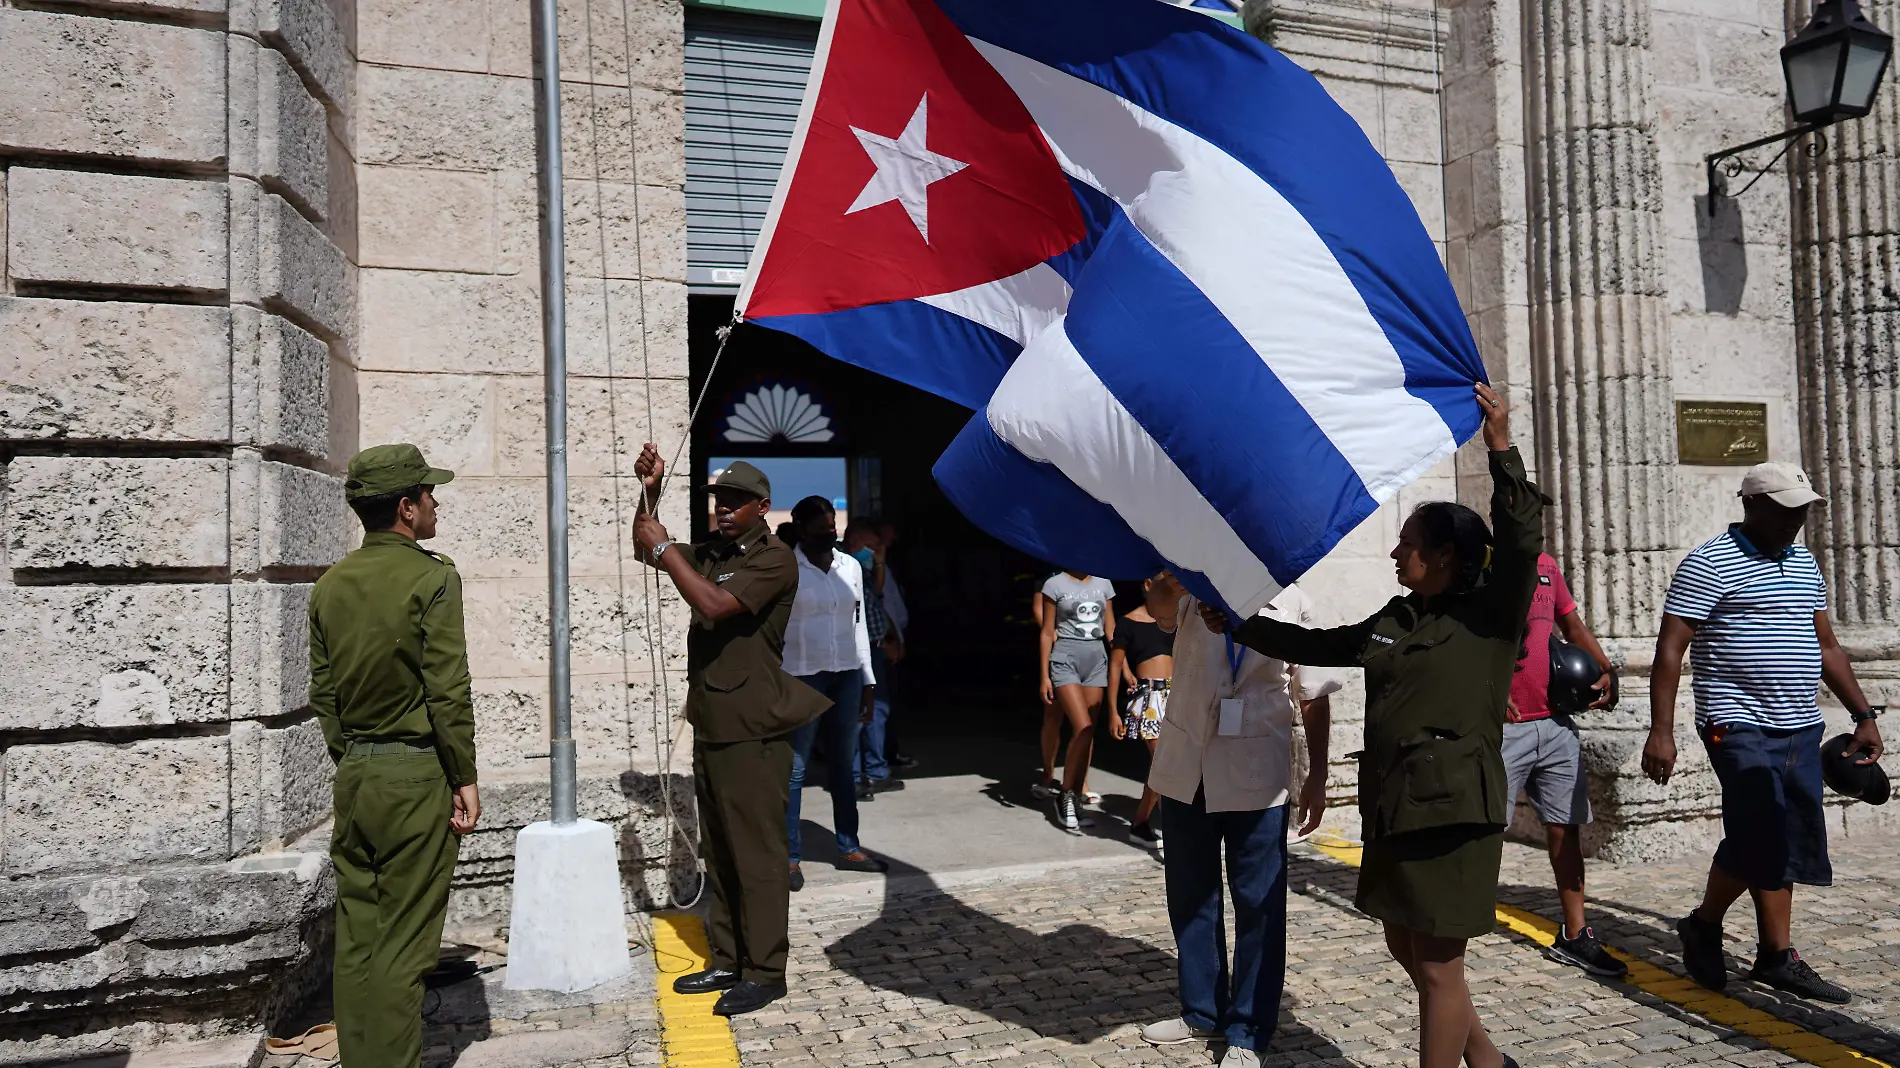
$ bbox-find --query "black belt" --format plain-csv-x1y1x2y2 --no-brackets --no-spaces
345,740,435,756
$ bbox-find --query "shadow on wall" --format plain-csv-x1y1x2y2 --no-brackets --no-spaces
822,854,1348,1058
1695,192,1748,316
616,770,702,910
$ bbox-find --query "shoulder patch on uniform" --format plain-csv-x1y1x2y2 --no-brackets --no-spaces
1538,574,1552,585
1370,633,1396,645
715,572,736,584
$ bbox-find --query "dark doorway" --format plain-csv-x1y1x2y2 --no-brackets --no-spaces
687,295,1148,784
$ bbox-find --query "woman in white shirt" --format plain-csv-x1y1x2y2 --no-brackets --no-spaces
782,496,889,889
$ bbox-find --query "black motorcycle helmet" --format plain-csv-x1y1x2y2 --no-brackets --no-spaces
1547,636,1606,714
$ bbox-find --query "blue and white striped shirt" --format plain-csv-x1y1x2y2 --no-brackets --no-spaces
1663,526,1828,730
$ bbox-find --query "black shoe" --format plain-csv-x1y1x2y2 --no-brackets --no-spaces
1500,1056,1520,1068
834,851,889,873
1751,947,1852,1004
1129,819,1162,845
866,776,906,793
672,967,739,995
789,864,804,893
890,750,919,769
1547,925,1629,977
713,979,787,1016
856,779,876,802
1677,913,1728,991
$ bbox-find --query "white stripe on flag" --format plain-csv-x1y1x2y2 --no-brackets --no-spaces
970,39,1459,504
988,321,1284,616
916,262,1072,346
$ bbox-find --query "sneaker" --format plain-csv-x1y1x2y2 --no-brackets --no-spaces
1139,1018,1217,1045
1220,1049,1260,1068
1129,819,1162,845
890,750,920,769
1030,779,1061,800
866,776,905,794
1547,925,1629,977
1677,912,1728,991
1057,790,1081,833
1751,947,1852,1004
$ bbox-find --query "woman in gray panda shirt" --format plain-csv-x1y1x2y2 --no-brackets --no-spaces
1038,570,1117,834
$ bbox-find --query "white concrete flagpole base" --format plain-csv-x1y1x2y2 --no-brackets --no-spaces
503,819,632,992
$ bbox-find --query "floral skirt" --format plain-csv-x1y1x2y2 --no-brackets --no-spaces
1120,678,1170,741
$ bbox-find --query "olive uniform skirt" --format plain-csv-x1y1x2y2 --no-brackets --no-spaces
1355,823,1505,939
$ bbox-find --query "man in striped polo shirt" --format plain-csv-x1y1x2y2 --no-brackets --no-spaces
1643,462,1885,1004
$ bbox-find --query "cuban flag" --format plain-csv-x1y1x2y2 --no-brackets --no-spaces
734,0,1484,616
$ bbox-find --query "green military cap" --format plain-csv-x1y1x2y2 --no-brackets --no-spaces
705,460,770,499
345,443,456,500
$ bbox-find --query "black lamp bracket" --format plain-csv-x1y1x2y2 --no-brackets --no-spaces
1706,122,1831,215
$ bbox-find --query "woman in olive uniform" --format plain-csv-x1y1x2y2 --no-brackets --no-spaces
1206,383,1537,1068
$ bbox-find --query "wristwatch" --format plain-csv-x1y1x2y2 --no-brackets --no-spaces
1851,705,1885,725
649,539,674,563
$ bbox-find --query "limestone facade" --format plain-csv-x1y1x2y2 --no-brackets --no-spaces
348,0,696,929
0,0,356,1053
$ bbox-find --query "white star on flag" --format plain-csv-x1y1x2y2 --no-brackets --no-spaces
845,94,968,243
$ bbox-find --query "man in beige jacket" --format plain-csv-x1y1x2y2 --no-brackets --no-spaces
1139,584,1340,1067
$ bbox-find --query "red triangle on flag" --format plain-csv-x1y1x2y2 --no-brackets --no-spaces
740,0,1087,319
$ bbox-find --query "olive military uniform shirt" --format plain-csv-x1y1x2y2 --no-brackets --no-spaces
678,521,829,743
1233,448,1544,840
308,531,479,786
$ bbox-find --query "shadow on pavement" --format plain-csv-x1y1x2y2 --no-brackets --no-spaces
822,853,1350,1058
1495,879,1900,1064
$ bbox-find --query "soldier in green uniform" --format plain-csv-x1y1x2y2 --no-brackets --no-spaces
309,444,482,1067
631,444,828,1017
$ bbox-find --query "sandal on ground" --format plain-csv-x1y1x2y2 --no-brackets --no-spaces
267,1024,339,1061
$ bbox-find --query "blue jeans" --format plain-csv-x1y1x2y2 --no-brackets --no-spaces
787,671,865,865
1162,791,1289,1051
855,644,892,782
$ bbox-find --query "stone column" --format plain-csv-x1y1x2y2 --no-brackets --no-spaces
1522,0,1679,638
1788,0,1900,641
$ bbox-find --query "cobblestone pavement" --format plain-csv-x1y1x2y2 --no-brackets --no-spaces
730,831,1900,1068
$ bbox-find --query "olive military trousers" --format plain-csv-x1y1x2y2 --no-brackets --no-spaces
331,749,459,1068
694,733,794,984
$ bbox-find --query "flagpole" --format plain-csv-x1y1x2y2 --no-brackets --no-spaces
504,0,629,994
532,0,576,827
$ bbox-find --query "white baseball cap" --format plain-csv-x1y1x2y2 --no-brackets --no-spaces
1739,461,1825,508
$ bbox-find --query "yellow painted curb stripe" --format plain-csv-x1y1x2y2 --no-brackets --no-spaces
1302,836,1892,1068
651,913,741,1068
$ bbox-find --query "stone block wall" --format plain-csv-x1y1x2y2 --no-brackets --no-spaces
0,0,357,1053
348,0,695,928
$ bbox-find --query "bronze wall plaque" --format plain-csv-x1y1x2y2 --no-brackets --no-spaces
1676,400,1769,466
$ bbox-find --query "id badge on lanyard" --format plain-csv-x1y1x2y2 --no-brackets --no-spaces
1218,634,1245,736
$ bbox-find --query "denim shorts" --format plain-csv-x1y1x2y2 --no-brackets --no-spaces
1702,721,1831,889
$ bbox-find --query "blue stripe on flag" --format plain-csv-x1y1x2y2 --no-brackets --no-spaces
1063,212,1377,585
934,0,1483,441
933,410,1231,611
749,300,1021,410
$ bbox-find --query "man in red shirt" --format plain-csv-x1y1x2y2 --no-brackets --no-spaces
1504,553,1623,976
